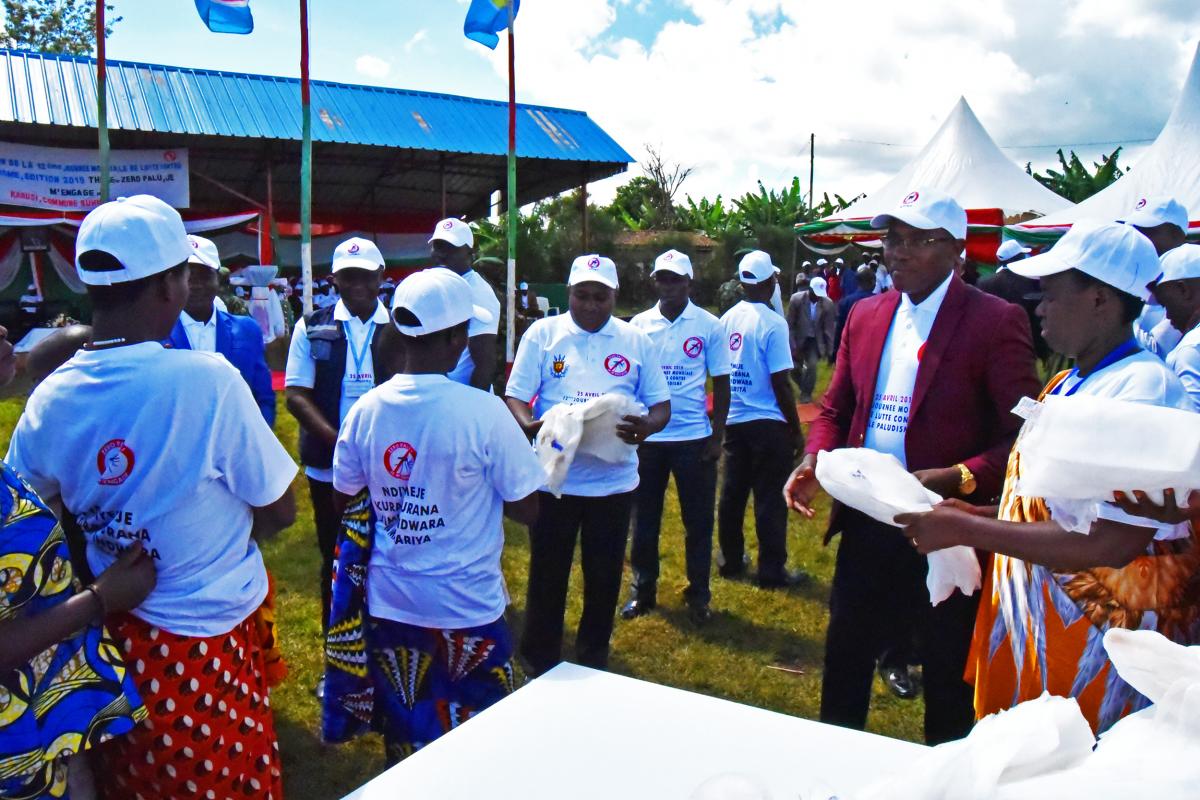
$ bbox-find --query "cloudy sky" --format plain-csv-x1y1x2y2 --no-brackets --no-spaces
101,0,1199,205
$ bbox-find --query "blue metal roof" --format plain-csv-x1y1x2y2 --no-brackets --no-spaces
0,49,632,165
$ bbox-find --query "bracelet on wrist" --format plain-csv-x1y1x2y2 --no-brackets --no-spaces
82,584,107,621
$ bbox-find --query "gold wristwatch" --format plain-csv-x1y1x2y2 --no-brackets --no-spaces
954,463,977,496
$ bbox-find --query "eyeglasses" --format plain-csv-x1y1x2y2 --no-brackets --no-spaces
881,233,956,250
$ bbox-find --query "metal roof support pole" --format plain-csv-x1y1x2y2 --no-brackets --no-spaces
504,1,518,366
299,0,313,315
440,155,447,219
95,0,110,202
579,163,589,252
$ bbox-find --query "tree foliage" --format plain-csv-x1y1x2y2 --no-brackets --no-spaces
1026,148,1124,203
2,0,118,56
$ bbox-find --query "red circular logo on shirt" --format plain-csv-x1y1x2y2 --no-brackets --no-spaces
97,439,135,486
683,336,704,359
729,332,743,352
384,441,418,481
604,353,630,377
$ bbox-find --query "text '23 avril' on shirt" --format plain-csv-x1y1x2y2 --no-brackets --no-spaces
285,298,390,482
7,343,297,638
333,373,546,629
862,272,953,466
506,314,672,497
720,300,794,425
446,270,502,386
631,301,731,443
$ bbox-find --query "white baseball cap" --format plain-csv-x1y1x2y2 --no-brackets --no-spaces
835,257,845,264
519,281,529,290
1153,243,1200,286
872,186,968,241
1120,196,1190,234
809,276,828,299
187,235,221,270
816,258,828,266
996,239,1032,263
802,260,812,267
652,249,694,278
332,237,384,273
392,267,494,335
737,250,780,285
1010,220,1160,301
568,254,619,289
75,195,192,286
429,218,474,249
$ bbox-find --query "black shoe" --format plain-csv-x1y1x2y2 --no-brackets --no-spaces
686,603,713,625
717,553,751,578
879,663,921,700
620,597,656,620
757,569,812,590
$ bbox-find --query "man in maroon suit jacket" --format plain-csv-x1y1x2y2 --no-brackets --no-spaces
784,187,1041,744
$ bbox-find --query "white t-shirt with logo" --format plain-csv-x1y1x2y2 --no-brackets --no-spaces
285,298,390,481
863,273,953,466
506,314,672,496
446,270,502,386
720,300,794,425
631,301,730,442
7,343,297,637
333,374,545,628
1046,349,1192,540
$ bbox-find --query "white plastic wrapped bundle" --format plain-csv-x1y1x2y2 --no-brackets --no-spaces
815,448,981,605
1015,394,1200,503
534,394,640,497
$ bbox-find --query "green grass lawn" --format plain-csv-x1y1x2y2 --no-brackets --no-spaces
0,362,922,799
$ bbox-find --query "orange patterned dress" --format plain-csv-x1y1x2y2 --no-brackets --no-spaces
966,373,1200,732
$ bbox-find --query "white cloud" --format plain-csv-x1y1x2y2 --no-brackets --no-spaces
476,1,1196,206
354,53,391,80
405,29,429,54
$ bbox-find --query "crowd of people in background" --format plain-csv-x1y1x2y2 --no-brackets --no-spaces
3,184,1199,798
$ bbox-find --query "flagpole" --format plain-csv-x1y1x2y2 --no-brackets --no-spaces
299,0,313,316
95,0,110,202
504,0,517,366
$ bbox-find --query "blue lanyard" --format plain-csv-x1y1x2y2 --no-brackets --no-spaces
1052,339,1141,397
346,321,376,375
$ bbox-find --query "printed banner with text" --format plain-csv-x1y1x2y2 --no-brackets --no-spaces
0,142,189,212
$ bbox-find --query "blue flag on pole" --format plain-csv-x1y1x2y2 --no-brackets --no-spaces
464,0,519,49
194,0,254,35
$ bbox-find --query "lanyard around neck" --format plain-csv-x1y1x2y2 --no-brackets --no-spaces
1052,338,1140,397
346,320,376,374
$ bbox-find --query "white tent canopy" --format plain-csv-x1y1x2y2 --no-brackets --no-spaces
829,97,1073,221
1028,41,1200,229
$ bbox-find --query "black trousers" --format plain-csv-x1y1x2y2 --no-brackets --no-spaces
521,491,634,677
792,338,820,398
717,419,793,582
629,438,716,606
820,509,979,745
308,476,341,634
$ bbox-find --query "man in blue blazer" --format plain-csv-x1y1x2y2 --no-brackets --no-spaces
167,235,276,426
